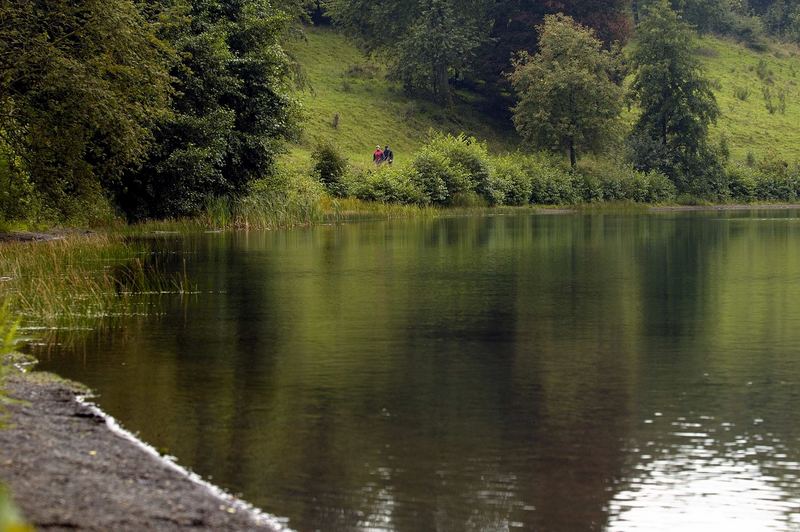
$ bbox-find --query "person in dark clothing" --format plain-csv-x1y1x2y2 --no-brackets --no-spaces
382,145,394,165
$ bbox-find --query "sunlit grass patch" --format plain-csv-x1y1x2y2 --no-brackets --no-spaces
284,26,519,165
695,36,800,162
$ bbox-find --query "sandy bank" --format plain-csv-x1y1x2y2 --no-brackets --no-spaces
0,364,286,531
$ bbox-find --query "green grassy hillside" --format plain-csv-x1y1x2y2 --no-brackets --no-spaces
286,26,800,167
699,36,800,161
285,27,519,166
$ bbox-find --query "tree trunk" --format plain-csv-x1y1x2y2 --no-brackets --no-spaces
569,138,577,168
433,62,452,107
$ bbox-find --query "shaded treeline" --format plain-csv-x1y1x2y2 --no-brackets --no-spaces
3,0,800,227
0,0,305,223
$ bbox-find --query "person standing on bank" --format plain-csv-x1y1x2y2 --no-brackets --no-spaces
382,145,394,165
373,145,384,165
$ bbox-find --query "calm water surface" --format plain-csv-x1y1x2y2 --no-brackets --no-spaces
37,211,800,531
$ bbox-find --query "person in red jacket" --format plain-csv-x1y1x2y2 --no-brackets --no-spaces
373,145,384,165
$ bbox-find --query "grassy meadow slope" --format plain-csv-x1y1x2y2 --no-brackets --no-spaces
286,26,800,168
698,36,800,162
284,26,519,166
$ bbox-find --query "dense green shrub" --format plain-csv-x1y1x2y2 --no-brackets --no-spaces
488,156,532,206
0,149,36,224
312,140,349,197
643,171,678,202
340,142,678,208
752,169,800,201
527,159,581,204
727,156,800,202
415,133,490,204
409,150,459,205
427,134,489,194
480,168,511,205
728,164,759,200
350,165,427,204
577,159,676,203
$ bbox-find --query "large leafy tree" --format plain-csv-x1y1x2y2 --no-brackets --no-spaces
509,14,623,167
475,0,631,97
0,0,173,221
119,0,301,219
628,0,721,192
327,0,492,105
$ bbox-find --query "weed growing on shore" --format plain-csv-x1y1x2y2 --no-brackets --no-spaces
0,300,18,358
0,236,193,342
0,484,32,532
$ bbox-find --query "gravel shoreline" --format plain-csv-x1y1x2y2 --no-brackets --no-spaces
0,364,286,531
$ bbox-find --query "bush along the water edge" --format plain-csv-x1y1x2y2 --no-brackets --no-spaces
132,135,800,234
319,133,680,207
302,134,800,209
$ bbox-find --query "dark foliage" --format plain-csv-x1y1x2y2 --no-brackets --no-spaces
116,0,300,220
312,140,349,196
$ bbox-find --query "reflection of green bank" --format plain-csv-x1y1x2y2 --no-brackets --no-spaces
32,210,800,531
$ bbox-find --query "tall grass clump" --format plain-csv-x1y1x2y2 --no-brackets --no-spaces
203,196,233,229
0,236,192,336
1,299,19,427
0,300,18,359
233,166,326,229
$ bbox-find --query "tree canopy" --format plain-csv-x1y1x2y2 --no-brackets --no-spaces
327,0,492,105
628,0,722,192
510,14,624,166
0,0,173,220
0,0,303,222
118,0,301,219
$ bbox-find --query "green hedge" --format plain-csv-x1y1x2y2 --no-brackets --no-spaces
333,134,681,207
728,161,800,202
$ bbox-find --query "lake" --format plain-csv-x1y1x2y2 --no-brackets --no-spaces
36,210,800,531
